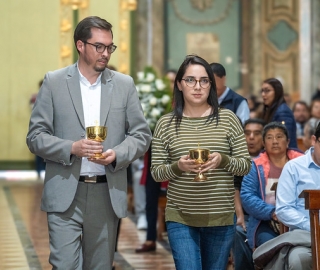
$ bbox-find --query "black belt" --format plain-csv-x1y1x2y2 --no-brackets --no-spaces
79,175,107,183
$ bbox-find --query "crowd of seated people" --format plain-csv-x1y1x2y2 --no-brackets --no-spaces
252,121,320,269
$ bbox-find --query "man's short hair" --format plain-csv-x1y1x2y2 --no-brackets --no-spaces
244,118,266,129
304,118,320,138
209,63,226,78
73,16,113,53
292,100,309,112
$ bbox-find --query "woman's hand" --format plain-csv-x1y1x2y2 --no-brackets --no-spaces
272,211,278,221
178,155,201,173
200,152,222,173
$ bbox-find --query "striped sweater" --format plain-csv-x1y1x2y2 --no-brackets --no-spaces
151,108,251,227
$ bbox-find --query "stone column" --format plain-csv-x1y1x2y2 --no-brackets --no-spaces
151,0,165,76
250,0,262,96
311,0,320,96
300,0,312,103
135,0,164,76
135,1,148,73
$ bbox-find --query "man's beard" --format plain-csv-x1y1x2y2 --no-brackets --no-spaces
94,65,106,72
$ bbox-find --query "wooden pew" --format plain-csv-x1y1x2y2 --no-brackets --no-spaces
297,137,307,152
299,190,320,270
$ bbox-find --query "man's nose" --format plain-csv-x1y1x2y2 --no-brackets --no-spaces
102,49,110,57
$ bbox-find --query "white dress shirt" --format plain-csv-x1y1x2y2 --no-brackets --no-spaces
78,67,105,176
276,147,320,231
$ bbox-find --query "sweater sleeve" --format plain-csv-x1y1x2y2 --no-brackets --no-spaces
218,111,252,176
151,116,183,182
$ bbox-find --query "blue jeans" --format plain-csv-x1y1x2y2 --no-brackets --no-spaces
233,221,255,270
255,220,279,247
166,221,235,270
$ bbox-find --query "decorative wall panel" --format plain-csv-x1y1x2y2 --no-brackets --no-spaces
59,0,89,67
261,0,300,99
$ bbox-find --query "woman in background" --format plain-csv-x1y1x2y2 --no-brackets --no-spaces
260,78,297,148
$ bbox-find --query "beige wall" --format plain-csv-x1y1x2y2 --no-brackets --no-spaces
0,0,120,162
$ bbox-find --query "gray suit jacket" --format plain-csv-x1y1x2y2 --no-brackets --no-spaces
26,63,152,218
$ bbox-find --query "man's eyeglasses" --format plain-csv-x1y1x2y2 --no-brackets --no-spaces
82,41,117,54
181,77,211,89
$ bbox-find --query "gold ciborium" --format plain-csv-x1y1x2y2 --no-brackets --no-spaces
86,126,107,159
189,148,210,182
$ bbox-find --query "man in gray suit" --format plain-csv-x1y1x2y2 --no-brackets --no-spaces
26,16,152,270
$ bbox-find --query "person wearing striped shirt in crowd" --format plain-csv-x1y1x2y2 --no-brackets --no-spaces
150,55,251,270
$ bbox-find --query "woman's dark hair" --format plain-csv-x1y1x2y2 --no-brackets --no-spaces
262,121,289,142
244,118,266,129
171,55,219,132
73,16,113,54
262,78,286,123
247,94,261,111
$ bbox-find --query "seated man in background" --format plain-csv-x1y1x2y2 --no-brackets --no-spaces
292,101,310,138
233,118,265,270
273,122,320,269
303,117,320,150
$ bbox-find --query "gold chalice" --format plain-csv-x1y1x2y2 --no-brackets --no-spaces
189,148,210,182
86,126,107,159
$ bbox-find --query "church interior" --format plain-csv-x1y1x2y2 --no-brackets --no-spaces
1,0,320,269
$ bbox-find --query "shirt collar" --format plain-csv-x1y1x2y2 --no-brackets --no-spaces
306,147,320,168
218,87,230,104
77,63,102,87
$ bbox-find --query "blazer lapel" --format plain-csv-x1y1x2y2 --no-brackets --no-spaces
67,64,85,129
100,69,114,126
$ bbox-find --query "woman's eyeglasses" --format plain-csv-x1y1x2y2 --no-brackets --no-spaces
260,88,272,94
181,77,211,89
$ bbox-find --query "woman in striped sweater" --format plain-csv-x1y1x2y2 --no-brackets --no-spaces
151,55,251,270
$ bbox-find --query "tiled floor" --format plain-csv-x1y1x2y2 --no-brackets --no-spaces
0,175,236,270
0,177,175,270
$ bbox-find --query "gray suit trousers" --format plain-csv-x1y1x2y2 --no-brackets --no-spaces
47,182,119,270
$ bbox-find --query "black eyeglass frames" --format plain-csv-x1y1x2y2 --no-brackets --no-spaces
82,41,117,54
